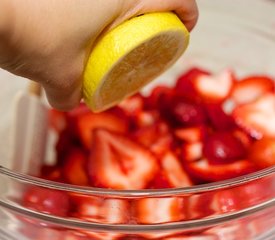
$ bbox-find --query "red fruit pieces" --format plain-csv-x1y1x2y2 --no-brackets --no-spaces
148,171,172,189
23,187,70,216
75,111,127,149
185,158,257,182
171,100,207,126
248,137,275,169
145,85,174,110
175,125,207,142
187,190,239,220
134,110,159,128
118,93,144,116
175,67,210,102
49,109,67,133
205,103,236,130
181,142,203,162
203,132,247,165
194,69,235,103
231,76,275,104
133,197,185,224
160,151,193,187
133,121,172,155
62,148,89,186
88,129,158,189
71,194,129,224
233,93,275,139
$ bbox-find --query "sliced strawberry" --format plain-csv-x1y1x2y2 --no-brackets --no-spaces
71,193,129,224
147,171,172,189
232,129,253,149
174,125,207,143
49,109,67,133
194,69,235,103
233,177,275,208
231,76,275,105
132,121,172,155
63,231,93,240
78,231,122,240
23,187,70,216
233,93,275,139
248,137,275,169
170,98,208,127
163,235,220,240
134,110,159,128
203,132,247,165
181,142,203,162
133,197,185,224
150,134,174,156
40,165,63,182
187,190,239,220
175,67,210,103
185,158,257,182
88,129,158,189
160,151,193,187
205,103,236,130
75,112,128,149
67,102,91,118
62,148,89,186
55,129,78,165
118,93,144,116
145,85,175,110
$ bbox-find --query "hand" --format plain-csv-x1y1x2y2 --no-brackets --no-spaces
0,0,198,110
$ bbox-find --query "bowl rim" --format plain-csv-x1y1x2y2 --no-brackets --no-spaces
0,165,274,197
1,196,274,232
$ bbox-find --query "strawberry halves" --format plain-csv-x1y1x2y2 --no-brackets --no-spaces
233,93,275,139
88,129,158,190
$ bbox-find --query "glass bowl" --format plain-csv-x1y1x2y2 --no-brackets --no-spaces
0,0,274,239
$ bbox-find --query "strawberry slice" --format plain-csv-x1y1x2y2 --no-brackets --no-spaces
175,67,210,103
181,142,203,162
234,177,275,208
49,109,67,133
71,193,129,224
163,235,220,240
231,76,275,105
232,129,253,149
132,121,173,155
67,102,91,118
174,125,207,142
233,93,275,139
118,93,144,116
185,158,257,182
40,165,62,182
160,151,193,187
133,197,185,224
23,187,70,217
78,231,122,240
88,129,158,189
75,112,128,149
62,148,89,186
203,131,247,165
147,171,172,189
55,129,78,166
170,98,208,127
194,69,235,103
187,190,239,220
205,103,236,131
248,137,275,169
134,110,159,128
145,85,175,110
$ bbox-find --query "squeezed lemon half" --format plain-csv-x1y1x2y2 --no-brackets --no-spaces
83,12,189,112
